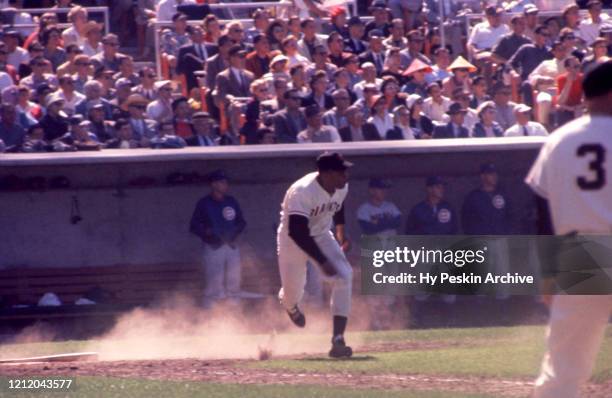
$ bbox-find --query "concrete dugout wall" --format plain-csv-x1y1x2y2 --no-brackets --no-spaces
0,139,544,292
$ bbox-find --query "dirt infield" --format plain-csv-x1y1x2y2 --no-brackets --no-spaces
1,342,610,398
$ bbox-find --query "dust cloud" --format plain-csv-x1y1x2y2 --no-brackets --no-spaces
86,294,356,361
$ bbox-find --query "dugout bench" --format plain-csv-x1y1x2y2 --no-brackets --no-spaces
0,263,204,323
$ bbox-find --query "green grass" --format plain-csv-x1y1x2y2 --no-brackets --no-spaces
251,326,612,381
0,325,610,398
0,377,496,398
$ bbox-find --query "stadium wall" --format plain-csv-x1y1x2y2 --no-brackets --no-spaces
0,140,543,292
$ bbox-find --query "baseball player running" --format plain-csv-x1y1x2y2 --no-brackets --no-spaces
526,61,612,398
277,152,354,358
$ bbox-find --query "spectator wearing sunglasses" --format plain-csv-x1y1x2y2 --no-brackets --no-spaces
124,94,156,143
20,57,57,92
71,54,92,94
57,44,83,78
132,67,158,101
91,34,127,73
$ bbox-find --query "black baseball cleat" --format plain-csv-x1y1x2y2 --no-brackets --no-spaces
329,336,353,358
286,305,306,328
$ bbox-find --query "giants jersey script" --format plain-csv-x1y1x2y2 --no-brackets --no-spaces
526,115,612,234
279,172,348,237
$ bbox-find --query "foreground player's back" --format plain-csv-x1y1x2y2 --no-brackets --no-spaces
526,115,612,235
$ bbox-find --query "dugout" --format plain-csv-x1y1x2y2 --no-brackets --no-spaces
0,139,544,328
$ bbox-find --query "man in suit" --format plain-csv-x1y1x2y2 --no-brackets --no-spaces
124,94,157,142
177,25,218,93
302,70,335,110
359,30,386,76
132,67,158,101
344,16,367,54
272,89,306,143
433,102,470,139
205,35,233,91
245,34,272,79
339,105,368,141
74,80,114,121
214,45,255,103
186,111,219,146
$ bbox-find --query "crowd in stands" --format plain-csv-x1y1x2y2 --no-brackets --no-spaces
0,0,611,153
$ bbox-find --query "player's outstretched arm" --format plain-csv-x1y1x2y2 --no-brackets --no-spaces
288,214,337,277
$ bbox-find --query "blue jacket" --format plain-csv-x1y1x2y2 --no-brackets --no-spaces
190,194,246,248
432,122,469,139
461,188,513,235
406,200,458,235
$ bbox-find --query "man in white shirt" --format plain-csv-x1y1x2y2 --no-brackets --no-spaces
3,31,29,70
146,80,174,122
504,104,548,136
277,152,353,358
156,0,195,21
56,75,86,116
577,0,612,46
526,61,612,398
353,63,382,100
422,83,451,123
298,104,341,143
467,6,510,61
528,41,569,125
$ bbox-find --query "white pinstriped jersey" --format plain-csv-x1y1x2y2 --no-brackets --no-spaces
526,115,612,234
278,172,348,237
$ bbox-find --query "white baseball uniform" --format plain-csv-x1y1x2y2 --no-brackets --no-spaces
277,172,353,317
526,115,612,398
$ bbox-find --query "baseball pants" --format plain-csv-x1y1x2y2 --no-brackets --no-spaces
277,231,353,317
533,295,612,398
202,243,241,305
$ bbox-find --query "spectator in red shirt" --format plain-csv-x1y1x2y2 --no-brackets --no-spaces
554,56,584,127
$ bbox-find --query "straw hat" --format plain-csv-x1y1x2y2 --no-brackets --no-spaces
402,58,433,76
447,56,477,73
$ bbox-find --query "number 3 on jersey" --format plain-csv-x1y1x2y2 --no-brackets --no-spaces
577,144,606,190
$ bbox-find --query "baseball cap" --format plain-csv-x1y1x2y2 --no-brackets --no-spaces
228,45,247,58
69,115,84,125
514,104,532,113
208,169,228,183
45,93,65,107
86,99,105,111
480,162,497,174
369,178,392,189
369,0,388,11
368,29,384,39
316,152,353,172
523,4,539,14
583,60,612,99
348,16,364,26
484,6,503,16
305,104,321,118
115,77,133,89
426,176,445,186
446,102,468,115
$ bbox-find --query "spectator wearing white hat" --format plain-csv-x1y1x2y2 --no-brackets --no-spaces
40,93,69,141
147,80,175,123
504,104,548,136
